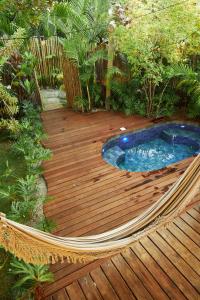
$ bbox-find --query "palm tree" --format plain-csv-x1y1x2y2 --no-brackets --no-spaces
47,0,111,111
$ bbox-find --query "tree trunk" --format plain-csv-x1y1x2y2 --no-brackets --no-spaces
86,82,92,111
105,36,114,111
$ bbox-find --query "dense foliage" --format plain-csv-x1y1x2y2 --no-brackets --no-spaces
1,0,200,298
113,0,200,117
0,0,52,36
1,0,200,117
0,28,26,131
0,102,53,299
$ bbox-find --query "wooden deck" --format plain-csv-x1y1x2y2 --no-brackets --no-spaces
41,109,200,300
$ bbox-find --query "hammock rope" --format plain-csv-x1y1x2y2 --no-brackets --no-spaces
0,155,200,265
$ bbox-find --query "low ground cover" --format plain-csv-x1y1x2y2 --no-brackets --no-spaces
0,103,53,300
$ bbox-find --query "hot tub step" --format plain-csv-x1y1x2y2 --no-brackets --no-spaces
103,146,125,166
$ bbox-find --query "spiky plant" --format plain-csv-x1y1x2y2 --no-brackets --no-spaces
10,259,53,300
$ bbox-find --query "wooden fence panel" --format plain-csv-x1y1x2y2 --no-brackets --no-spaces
29,37,83,107
63,58,82,107
29,36,63,88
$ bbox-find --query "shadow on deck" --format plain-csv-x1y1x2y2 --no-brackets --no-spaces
41,109,200,300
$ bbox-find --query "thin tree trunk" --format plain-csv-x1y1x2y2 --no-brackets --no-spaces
86,82,92,111
105,35,114,111
156,81,169,118
143,82,150,116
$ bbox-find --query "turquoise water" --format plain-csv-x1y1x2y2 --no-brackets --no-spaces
118,138,196,172
164,128,200,143
103,123,200,172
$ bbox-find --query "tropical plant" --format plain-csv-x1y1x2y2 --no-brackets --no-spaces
73,96,89,112
11,101,51,173
113,0,200,117
8,199,36,223
12,132,51,173
10,259,53,300
0,185,15,202
0,28,26,131
0,161,16,201
171,64,200,117
110,79,146,115
36,217,57,233
0,0,52,36
49,0,111,110
62,37,107,110
16,175,38,202
4,174,37,222
8,51,37,100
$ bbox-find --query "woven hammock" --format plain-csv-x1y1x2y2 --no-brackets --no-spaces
0,155,200,265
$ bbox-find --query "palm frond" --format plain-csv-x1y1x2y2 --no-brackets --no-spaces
10,259,53,289
108,66,124,79
172,64,197,78
84,49,107,66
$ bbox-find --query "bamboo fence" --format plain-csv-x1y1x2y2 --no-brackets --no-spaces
29,36,84,107
29,36,63,88
1,35,129,108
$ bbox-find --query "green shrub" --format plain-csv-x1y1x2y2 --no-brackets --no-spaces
110,80,146,116
8,199,36,223
10,259,53,300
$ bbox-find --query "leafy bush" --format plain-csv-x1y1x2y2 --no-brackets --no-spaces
8,199,36,223
11,102,52,173
113,0,200,117
153,89,180,118
172,64,200,118
16,175,38,202
110,80,146,116
12,136,51,173
0,100,53,299
4,175,37,222
0,28,26,131
73,96,89,112
10,259,53,300
36,217,57,233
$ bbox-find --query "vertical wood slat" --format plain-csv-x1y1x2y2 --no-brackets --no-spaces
2,36,83,107
29,36,82,107
29,36,64,88
62,57,82,108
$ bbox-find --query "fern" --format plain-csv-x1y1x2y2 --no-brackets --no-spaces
173,64,200,117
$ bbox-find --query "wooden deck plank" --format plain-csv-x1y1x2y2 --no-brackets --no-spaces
78,274,103,300
157,227,200,275
131,242,188,300
141,236,199,300
90,267,120,300
66,282,86,300
174,218,200,246
41,109,200,299
51,289,70,300
108,255,153,300
100,260,137,300
167,222,200,260
119,249,170,300
148,232,200,292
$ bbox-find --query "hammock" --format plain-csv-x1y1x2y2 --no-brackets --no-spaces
0,155,200,265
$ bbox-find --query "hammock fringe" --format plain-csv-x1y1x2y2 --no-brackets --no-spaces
0,155,200,265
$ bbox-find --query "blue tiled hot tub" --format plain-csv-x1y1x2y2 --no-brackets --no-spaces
102,123,200,172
